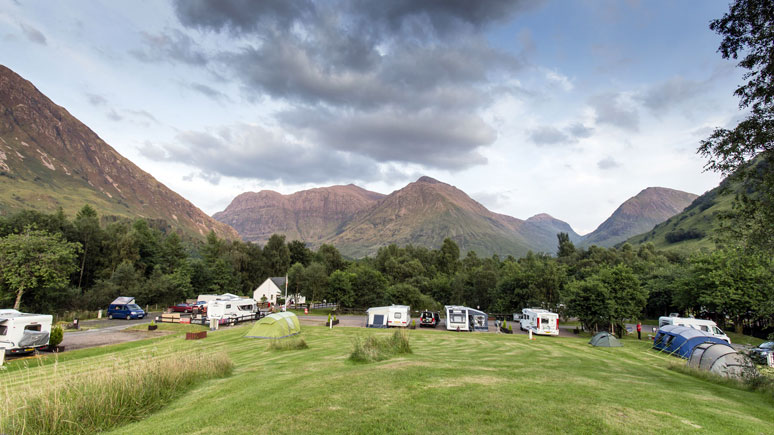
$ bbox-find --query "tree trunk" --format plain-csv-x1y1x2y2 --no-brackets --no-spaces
78,241,88,291
13,285,25,310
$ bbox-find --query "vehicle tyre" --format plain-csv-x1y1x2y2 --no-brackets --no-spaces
108,314,113,320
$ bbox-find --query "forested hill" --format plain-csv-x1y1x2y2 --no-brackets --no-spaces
0,65,238,240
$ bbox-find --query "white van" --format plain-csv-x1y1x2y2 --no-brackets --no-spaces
658,316,730,343
519,308,559,336
0,309,53,355
208,298,258,320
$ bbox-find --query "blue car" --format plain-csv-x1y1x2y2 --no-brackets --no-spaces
108,302,145,320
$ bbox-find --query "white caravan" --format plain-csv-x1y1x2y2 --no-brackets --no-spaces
0,309,53,355
366,305,410,328
519,308,559,336
207,298,258,320
658,316,730,344
445,306,489,332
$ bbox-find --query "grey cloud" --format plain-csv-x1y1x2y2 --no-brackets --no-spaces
597,156,620,170
190,83,230,102
529,126,569,146
86,93,107,106
282,108,493,170
107,109,122,121
473,190,512,211
589,92,639,132
144,124,383,184
174,0,315,35
567,123,594,139
639,76,704,113
20,23,46,45
131,29,207,66
138,141,167,160
126,109,159,124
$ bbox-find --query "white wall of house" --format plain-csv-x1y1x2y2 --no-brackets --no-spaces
253,279,307,304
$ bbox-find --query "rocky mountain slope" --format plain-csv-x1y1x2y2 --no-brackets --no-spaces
0,65,238,239
213,184,384,243
579,187,698,248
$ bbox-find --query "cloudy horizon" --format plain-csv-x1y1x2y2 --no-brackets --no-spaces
1,0,743,234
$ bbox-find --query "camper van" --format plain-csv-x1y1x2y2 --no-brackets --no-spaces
445,306,489,332
366,305,410,328
520,308,559,336
207,298,258,320
658,316,730,343
107,296,145,320
0,309,53,355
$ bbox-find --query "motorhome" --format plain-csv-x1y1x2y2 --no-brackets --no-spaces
366,305,410,328
107,296,145,320
658,316,730,343
208,298,258,320
519,308,559,336
445,306,489,332
0,309,53,355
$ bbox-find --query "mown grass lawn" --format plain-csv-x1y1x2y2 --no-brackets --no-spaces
2,325,772,434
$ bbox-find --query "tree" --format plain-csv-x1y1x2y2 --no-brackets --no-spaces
327,270,355,307
73,205,103,290
699,0,774,252
288,240,312,267
557,232,576,258
316,244,344,275
437,238,460,275
263,234,290,276
0,228,80,309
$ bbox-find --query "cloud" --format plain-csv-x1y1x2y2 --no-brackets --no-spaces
281,108,494,170
142,123,385,184
131,29,207,66
567,123,594,139
639,76,704,113
589,92,639,131
528,123,594,146
107,109,122,121
85,92,107,106
597,156,620,170
189,83,230,102
19,23,46,45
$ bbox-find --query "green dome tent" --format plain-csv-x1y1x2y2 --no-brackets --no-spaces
245,312,301,339
589,331,622,347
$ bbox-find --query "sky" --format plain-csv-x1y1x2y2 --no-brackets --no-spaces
0,0,745,234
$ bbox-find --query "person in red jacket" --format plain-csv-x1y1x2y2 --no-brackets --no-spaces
637,322,642,340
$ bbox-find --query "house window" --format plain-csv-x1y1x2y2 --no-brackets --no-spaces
271,295,274,301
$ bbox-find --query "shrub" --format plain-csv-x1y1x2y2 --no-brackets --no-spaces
349,329,412,363
268,337,308,351
0,352,233,434
49,325,64,348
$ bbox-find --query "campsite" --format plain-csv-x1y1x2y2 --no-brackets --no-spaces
1,322,772,434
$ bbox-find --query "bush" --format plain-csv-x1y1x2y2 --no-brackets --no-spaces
49,325,63,347
268,337,308,351
665,228,705,243
349,329,412,363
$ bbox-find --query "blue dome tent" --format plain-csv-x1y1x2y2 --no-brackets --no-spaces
652,325,728,358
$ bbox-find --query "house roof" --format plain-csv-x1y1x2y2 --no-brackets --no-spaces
269,277,286,289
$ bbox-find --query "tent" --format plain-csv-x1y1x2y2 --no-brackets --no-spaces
688,342,755,379
589,331,622,347
245,312,300,339
652,325,727,359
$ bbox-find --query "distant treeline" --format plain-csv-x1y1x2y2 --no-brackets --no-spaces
0,205,772,338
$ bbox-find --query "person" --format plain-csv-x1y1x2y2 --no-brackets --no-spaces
636,322,642,340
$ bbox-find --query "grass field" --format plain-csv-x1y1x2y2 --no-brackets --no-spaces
2,325,772,434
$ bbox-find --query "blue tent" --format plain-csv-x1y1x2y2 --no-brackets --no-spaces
652,325,728,358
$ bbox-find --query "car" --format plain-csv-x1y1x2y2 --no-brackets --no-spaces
748,341,774,365
168,303,194,313
107,303,145,320
419,310,440,328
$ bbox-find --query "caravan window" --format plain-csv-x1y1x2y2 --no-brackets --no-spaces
699,325,709,332
226,304,232,309
24,324,41,332
0,325,6,335
451,314,465,323
394,312,402,319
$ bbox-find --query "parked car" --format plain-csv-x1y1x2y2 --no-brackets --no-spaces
419,311,440,328
748,341,774,365
107,303,145,320
168,303,194,313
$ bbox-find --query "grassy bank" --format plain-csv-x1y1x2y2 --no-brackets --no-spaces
1,326,772,433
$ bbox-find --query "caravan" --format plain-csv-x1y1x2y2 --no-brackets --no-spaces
208,298,258,320
519,308,559,336
658,316,730,344
0,309,53,355
366,305,410,328
445,306,489,332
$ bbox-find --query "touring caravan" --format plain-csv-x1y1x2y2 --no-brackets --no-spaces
208,298,258,320
658,316,730,344
445,306,489,332
0,309,53,355
520,308,559,336
366,305,410,328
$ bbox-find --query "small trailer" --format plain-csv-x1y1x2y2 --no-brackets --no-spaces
0,309,53,355
445,306,489,332
366,305,410,328
519,308,559,336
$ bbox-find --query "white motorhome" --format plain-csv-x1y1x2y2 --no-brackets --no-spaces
658,316,730,343
366,305,410,328
208,298,258,320
445,306,489,332
0,309,53,355
519,308,559,336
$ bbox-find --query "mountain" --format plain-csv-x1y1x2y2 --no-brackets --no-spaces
579,187,698,248
524,213,582,247
0,65,238,240
321,176,541,258
212,184,384,244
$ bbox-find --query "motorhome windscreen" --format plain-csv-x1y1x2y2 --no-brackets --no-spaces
451,314,465,323
128,304,141,310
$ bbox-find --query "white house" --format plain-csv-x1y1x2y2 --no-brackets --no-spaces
253,277,306,305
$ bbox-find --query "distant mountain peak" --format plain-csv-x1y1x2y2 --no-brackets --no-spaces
415,176,442,184
527,213,555,222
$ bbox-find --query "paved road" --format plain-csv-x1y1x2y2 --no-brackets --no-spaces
59,312,162,351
